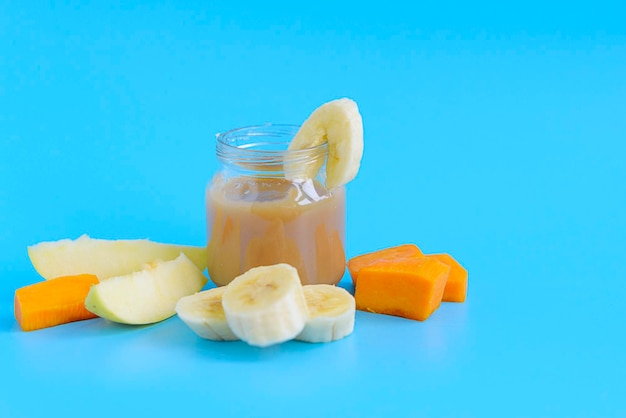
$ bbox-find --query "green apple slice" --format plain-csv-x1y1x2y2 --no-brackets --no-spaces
84,253,208,325
28,234,207,280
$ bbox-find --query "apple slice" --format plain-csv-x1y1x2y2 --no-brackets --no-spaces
28,234,207,280
84,253,208,325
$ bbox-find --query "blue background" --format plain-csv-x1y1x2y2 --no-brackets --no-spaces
1,1,625,417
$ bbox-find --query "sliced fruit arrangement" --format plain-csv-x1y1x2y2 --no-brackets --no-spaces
177,264,356,347
85,253,207,325
348,244,468,321
15,99,468,345
286,97,364,190
16,236,209,331
28,234,207,281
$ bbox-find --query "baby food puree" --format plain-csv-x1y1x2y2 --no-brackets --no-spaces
206,125,346,286
206,99,363,287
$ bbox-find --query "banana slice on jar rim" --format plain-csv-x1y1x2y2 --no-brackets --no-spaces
286,98,364,190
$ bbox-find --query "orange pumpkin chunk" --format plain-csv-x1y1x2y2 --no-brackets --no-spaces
14,274,99,331
429,253,468,303
347,244,423,285
355,257,450,321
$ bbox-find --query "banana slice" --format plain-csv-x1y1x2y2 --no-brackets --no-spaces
296,284,355,343
287,98,364,190
222,263,309,347
175,286,238,341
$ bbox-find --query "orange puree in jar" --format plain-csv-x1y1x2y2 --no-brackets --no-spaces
206,125,346,286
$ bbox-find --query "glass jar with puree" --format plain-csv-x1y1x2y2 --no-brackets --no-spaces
206,99,364,286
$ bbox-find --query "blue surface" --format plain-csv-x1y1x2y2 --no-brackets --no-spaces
1,1,625,417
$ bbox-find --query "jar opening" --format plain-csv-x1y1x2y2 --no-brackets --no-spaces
215,124,327,177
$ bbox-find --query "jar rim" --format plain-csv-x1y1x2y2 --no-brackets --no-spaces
215,123,327,154
216,123,298,138
215,123,328,173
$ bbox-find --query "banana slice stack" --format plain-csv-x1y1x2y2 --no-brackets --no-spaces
176,263,355,347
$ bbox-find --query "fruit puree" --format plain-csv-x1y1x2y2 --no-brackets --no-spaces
206,175,346,286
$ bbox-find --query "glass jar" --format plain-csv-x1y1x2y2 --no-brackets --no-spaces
206,124,346,287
